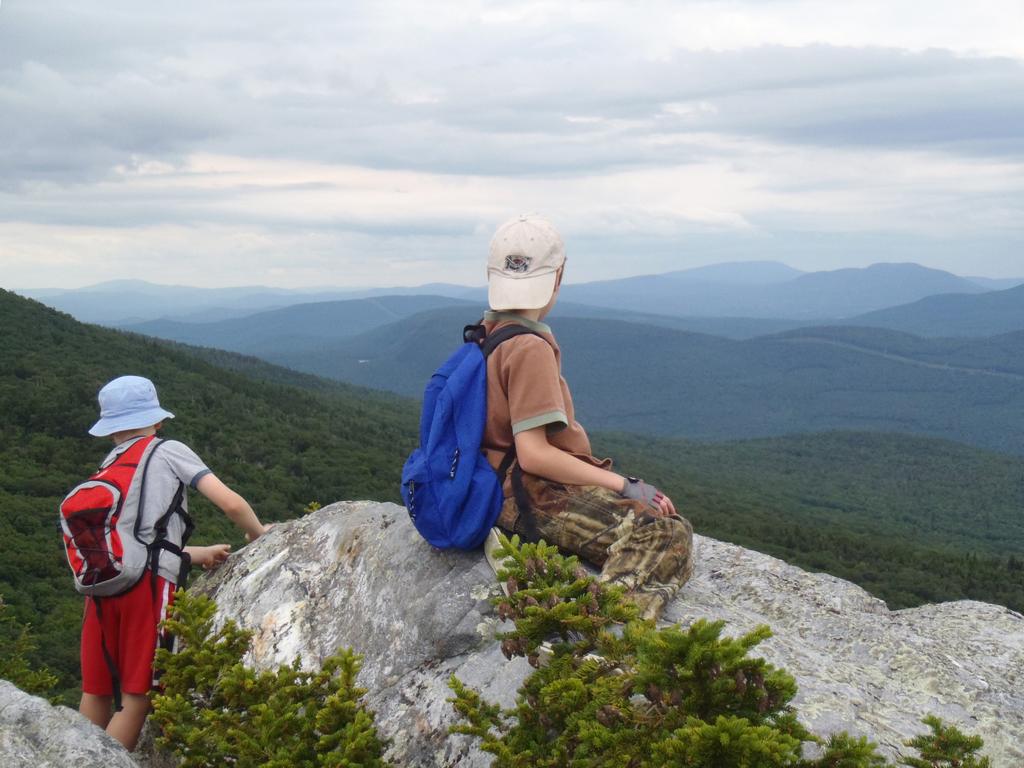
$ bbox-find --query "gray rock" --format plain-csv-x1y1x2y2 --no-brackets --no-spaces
133,723,177,768
0,680,138,768
198,500,1023,767
198,500,516,767
663,536,1024,763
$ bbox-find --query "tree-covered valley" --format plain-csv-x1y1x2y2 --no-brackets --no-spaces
172,303,1024,456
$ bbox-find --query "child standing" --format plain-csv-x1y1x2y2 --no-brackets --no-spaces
75,375,271,750
481,215,694,621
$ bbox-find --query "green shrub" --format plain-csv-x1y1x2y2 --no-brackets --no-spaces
0,595,58,698
450,533,991,768
900,716,991,768
151,591,391,768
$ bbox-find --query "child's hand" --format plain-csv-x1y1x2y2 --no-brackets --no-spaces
621,477,677,517
188,544,232,570
245,523,275,543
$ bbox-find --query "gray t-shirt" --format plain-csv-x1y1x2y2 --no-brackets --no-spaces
101,437,211,584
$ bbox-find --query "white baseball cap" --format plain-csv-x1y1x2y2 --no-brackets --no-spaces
487,214,566,310
89,375,175,436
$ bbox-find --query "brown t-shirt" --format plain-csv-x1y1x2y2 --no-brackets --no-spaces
481,311,608,473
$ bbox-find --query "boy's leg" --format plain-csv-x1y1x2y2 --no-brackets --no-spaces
79,574,174,750
499,471,694,621
111,575,175,750
105,692,152,751
81,596,116,727
79,692,113,729
600,507,694,621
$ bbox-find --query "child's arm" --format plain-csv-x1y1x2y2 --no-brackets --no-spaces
514,428,677,516
195,474,271,541
185,544,231,570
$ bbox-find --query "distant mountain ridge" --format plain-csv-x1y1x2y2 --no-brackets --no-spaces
123,294,476,355
849,284,1024,337
112,268,1024,364
123,294,817,355
583,260,806,285
967,276,1024,291
254,306,1024,456
18,260,1000,326
17,282,480,325
561,262,985,319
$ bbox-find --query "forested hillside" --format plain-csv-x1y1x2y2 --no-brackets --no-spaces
2,288,1022,704
261,307,1024,455
850,283,1024,337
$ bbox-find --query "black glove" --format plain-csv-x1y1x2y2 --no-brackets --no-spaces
620,476,664,508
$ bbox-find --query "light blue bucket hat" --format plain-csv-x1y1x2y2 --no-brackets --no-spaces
89,375,175,437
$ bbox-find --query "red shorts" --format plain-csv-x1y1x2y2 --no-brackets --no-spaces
81,573,176,696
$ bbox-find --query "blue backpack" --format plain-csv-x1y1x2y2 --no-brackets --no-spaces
401,323,538,549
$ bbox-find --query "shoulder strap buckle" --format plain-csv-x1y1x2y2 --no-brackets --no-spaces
463,323,486,344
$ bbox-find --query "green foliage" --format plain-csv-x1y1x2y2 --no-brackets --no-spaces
450,533,817,767
651,715,806,766
815,733,890,767
900,716,991,768
451,534,992,768
489,535,637,659
151,591,390,768
0,595,58,698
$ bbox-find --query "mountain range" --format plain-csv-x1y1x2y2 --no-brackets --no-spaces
851,283,1024,337
124,294,475,355
123,294,815,352
245,306,1024,455
558,262,988,319
119,277,1024,369
18,280,479,326
21,261,1020,326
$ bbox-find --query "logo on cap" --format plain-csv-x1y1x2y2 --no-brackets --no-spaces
504,254,532,273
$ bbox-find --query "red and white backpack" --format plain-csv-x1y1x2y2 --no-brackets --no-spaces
59,436,194,596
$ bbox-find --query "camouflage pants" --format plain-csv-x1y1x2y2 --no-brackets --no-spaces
497,469,694,621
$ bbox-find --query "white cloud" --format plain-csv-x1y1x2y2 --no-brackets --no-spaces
0,0,1022,287
652,0,1024,58
2,138,1020,287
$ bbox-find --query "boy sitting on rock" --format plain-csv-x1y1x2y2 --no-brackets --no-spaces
76,375,271,750
481,215,694,621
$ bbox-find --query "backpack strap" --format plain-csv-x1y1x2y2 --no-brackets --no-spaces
91,597,123,712
148,482,195,599
479,324,540,359
471,321,545,520
508,462,534,526
131,440,196,598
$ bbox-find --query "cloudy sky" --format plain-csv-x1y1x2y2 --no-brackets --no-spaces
1,0,1022,289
